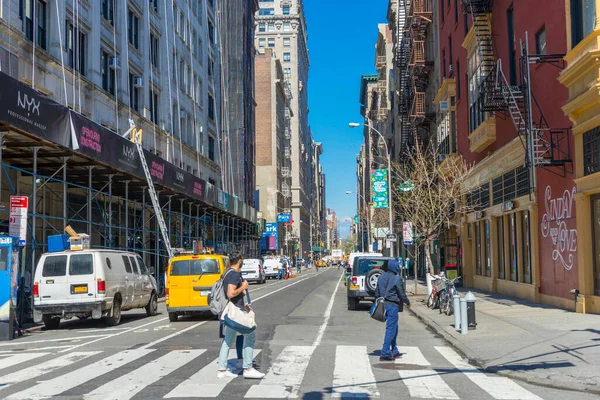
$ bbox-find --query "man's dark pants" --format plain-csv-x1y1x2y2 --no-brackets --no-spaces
381,304,399,358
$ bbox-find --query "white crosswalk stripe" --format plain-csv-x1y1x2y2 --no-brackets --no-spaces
331,345,379,398
245,345,315,398
0,351,101,392
0,353,49,370
435,346,543,400
84,349,205,400
399,369,459,399
395,346,431,366
165,349,262,398
6,349,154,400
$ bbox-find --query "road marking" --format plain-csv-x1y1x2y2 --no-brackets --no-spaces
0,335,109,347
58,317,168,353
0,352,48,370
435,347,543,400
6,349,154,400
0,351,101,391
395,346,431,366
84,350,205,400
0,345,74,353
331,345,379,398
245,346,315,398
398,369,459,399
165,349,262,398
313,271,343,347
252,272,321,302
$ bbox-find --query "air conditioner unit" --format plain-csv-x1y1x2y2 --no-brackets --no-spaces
439,100,449,111
133,76,143,87
438,153,448,162
448,64,453,72
109,57,121,70
180,110,187,118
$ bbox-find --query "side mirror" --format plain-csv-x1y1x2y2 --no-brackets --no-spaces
149,266,156,275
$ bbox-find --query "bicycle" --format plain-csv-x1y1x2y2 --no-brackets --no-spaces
427,274,445,310
438,276,461,315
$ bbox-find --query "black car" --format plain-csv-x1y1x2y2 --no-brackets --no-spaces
346,256,394,310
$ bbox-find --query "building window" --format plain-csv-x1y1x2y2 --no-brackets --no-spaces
536,26,547,55
150,0,158,12
283,6,290,15
268,38,275,47
522,211,532,284
259,38,266,47
129,73,140,112
208,58,214,78
509,213,518,281
570,0,596,48
484,220,491,277
128,11,139,49
507,6,517,85
497,216,506,279
208,135,215,161
464,11,469,36
468,50,486,132
259,23,265,32
24,0,47,50
283,22,291,32
268,23,275,32
67,22,86,75
208,93,215,120
172,103,178,136
149,89,158,123
475,222,482,275
172,50,177,81
102,0,114,25
101,50,116,96
150,33,159,68
592,195,600,295
448,36,453,74
454,0,459,22
440,0,444,21
283,37,290,47
284,67,291,80
583,126,600,176
283,52,291,62
259,8,274,15
456,61,461,99
208,20,215,44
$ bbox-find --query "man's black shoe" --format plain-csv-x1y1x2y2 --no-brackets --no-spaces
393,353,403,359
379,356,394,361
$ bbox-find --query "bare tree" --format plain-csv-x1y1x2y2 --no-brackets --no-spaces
392,140,475,278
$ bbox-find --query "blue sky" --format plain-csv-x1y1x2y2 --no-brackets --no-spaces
304,0,389,238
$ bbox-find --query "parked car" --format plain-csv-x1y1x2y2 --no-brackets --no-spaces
33,250,158,329
242,259,266,284
166,254,229,322
345,252,383,285
347,256,393,310
263,258,282,279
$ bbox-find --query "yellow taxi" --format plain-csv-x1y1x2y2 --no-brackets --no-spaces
166,253,230,321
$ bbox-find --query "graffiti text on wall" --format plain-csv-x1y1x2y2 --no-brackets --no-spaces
541,186,577,271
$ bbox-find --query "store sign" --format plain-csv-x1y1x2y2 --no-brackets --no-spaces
9,196,28,245
502,201,514,212
403,222,413,245
261,222,279,251
541,186,577,271
371,169,389,209
277,213,291,223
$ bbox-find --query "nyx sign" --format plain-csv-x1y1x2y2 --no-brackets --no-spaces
122,145,136,161
17,91,41,116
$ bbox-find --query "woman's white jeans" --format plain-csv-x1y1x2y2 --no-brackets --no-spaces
218,326,256,370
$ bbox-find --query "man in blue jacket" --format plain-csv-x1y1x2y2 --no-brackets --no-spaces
375,259,411,361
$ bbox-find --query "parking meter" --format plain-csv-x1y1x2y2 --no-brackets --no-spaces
0,236,20,340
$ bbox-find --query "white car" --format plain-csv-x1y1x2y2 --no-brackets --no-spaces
241,259,266,284
33,249,158,329
263,258,282,279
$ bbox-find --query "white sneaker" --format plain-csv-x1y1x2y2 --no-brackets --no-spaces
217,370,238,379
243,367,265,379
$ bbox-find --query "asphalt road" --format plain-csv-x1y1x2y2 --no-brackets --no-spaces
0,267,594,399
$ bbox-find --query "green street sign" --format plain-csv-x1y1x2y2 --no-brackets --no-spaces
312,246,322,252
399,179,415,192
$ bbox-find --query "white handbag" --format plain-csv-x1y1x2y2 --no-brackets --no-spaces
222,301,257,334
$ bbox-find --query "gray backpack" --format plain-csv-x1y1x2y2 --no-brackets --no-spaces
209,269,233,315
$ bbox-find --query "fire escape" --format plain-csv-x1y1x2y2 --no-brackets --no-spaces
462,0,571,181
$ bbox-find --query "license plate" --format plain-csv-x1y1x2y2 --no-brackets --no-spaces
242,272,248,275
200,290,211,296
72,285,88,294
350,285,360,290
274,268,278,271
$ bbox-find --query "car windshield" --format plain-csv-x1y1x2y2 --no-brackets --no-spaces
356,259,388,276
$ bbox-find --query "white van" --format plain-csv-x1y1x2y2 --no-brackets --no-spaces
241,259,266,284
263,258,282,279
33,250,158,329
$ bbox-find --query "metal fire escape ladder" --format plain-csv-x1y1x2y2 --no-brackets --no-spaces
398,1,413,159
123,120,175,260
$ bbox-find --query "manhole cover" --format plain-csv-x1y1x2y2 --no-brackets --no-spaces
373,363,429,370
159,346,192,351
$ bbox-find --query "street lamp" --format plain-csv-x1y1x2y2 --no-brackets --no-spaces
349,122,394,257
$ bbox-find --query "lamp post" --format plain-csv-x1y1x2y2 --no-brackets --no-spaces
349,122,394,257
345,191,370,252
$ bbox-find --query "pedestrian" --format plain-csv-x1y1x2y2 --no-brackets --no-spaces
217,253,264,379
375,259,411,361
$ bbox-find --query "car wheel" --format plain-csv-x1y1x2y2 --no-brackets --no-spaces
146,292,158,317
105,298,122,326
365,269,383,294
42,315,60,330
347,297,358,310
168,312,178,322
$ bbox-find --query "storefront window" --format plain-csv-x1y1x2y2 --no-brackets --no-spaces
522,211,532,284
592,196,600,296
498,216,505,279
475,222,482,275
509,213,518,281
485,220,491,277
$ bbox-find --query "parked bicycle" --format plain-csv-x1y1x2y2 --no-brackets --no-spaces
427,272,446,310
438,276,461,316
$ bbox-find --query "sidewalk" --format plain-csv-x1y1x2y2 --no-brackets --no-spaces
405,281,600,394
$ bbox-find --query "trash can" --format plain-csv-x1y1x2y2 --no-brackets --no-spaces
465,291,477,330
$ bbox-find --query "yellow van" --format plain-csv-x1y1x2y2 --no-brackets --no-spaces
166,254,229,322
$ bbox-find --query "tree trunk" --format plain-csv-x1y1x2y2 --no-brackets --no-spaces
414,245,419,295
424,239,435,276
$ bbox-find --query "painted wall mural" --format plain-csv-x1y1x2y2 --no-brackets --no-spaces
541,186,577,271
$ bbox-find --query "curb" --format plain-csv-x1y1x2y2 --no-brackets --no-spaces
407,305,600,396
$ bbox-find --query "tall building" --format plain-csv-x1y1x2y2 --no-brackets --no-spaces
255,0,312,257
0,1,259,272
219,0,258,206
254,49,292,252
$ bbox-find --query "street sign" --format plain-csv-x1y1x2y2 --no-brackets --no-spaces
9,196,28,244
386,233,397,242
398,179,415,192
371,169,389,209
277,213,291,223
402,222,413,245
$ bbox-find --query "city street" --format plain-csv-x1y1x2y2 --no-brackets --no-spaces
0,267,594,400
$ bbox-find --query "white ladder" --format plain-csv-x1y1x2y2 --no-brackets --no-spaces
124,121,174,260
